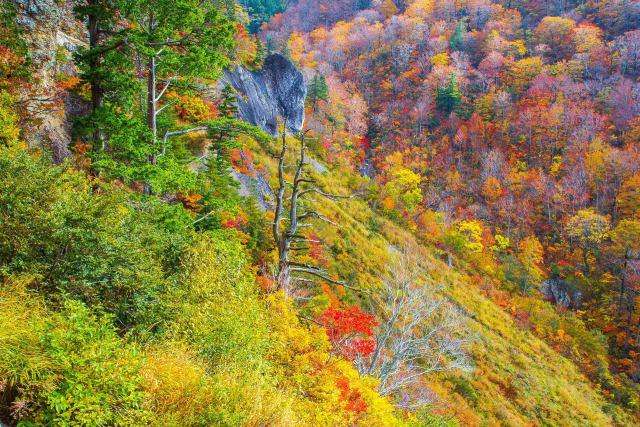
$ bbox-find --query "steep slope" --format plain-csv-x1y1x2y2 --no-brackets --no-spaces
236,131,634,425
2,0,638,424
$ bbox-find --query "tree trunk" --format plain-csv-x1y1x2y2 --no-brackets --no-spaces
273,128,289,291
87,2,104,148
144,54,157,195
147,55,157,153
619,248,629,314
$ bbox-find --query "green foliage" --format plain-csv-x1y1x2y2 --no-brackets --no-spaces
255,35,267,64
35,301,150,426
436,73,462,114
166,234,268,365
194,117,272,231
415,410,460,427
501,254,534,293
449,376,479,408
0,285,150,426
449,22,464,51
74,0,236,196
81,109,200,195
240,0,287,32
124,0,235,83
308,74,329,112
444,220,484,254
0,144,192,330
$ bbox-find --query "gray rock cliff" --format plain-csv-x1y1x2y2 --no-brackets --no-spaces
541,278,583,309
223,54,306,135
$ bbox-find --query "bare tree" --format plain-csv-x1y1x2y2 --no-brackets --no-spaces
355,247,472,400
272,128,362,296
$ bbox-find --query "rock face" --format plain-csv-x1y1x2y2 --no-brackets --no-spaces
223,54,306,135
222,54,307,211
14,0,84,162
541,278,583,308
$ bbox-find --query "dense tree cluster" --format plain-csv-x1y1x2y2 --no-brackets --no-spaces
2,0,640,424
261,0,640,415
0,1,474,425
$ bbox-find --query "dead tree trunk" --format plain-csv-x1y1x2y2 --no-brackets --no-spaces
273,127,291,291
271,128,364,296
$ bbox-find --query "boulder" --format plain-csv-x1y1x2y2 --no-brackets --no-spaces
541,278,583,308
223,54,306,135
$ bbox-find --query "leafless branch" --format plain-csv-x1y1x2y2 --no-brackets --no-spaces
352,246,472,402
162,126,208,143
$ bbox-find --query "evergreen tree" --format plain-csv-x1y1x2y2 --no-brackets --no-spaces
265,36,276,54
74,0,235,195
254,35,267,66
436,73,462,114
240,0,286,33
307,74,329,113
73,0,139,147
219,86,239,118
449,21,465,51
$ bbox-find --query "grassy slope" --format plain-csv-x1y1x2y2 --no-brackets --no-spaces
243,133,630,426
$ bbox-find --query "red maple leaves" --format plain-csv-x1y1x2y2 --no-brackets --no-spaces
319,305,377,361
336,377,368,413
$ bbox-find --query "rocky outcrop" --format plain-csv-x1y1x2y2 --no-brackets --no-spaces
541,278,583,308
222,54,307,211
223,54,306,135
14,0,84,162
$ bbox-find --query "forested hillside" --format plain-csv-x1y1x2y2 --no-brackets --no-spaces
0,0,639,426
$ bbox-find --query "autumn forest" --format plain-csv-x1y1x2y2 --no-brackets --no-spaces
1,0,640,425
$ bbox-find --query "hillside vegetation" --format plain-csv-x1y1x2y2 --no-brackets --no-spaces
1,0,640,426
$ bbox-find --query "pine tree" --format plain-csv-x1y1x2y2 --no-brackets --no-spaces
307,74,329,112
254,35,267,66
220,86,239,118
73,0,138,147
265,36,276,54
436,73,462,114
449,22,465,51
240,0,286,33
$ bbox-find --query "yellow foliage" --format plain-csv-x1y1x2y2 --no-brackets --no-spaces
492,234,510,252
382,166,424,213
617,174,640,218
0,91,20,145
431,52,450,67
510,39,527,57
264,291,400,426
457,220,484,253
566,209,610,247
507,56,543,95
288,32,306,64
142,344,300,426
518,235,545,285
406,0,434,19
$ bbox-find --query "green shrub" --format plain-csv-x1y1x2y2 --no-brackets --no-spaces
166,232,268,366
0,145,191,331
0,284,151,426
